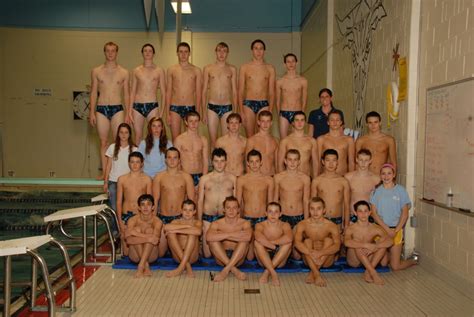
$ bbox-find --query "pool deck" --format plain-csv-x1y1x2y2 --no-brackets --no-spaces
53,265,473,317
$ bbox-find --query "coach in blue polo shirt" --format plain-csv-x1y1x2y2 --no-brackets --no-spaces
307,88,344,139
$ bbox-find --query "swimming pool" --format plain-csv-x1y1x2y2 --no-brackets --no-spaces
0,190,107,301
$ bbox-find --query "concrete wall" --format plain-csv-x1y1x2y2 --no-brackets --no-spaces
415,0,474,293
0,27,300,178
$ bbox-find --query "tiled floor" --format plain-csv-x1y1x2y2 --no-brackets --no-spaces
58,266,474,317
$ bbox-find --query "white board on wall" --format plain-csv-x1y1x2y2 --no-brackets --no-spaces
423,77,474,212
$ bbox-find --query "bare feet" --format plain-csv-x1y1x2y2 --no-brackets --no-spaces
371,271,384,285
213,270,229,282
134,265,144,278
305,272,315,284
270,272,280,287
186,267,195,278
259,270,269,284
363,271,374,283
314,275,327,287
166,267,184,278
232,268,247,281
143,263,152,277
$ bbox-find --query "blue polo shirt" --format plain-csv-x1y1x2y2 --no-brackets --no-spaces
307,106,344,138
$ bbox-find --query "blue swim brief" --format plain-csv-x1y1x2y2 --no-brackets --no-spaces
121,211,136,225
96,105,124,120
243,100,269,114
280,214,304,228
133,102,158,117
279,110,298,123
191,173,202,187
170,105,196,119
328,216,343,225
202,214,223,223
243,215,267,228
208,103,232,118
158,214,182,224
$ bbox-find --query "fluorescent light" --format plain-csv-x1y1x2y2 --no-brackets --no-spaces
171,0,192,14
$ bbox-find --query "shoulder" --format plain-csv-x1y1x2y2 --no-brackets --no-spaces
344,171,355,180
118,65,128,74
200,135,208,143
299,172,311,182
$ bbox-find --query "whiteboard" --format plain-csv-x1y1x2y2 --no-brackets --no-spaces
423,77,474,212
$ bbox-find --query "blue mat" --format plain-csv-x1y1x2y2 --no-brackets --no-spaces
112,256,342,273
342,264,390,273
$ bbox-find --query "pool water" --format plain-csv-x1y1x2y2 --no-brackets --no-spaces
0,190,107,301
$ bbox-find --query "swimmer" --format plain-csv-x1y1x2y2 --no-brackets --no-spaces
152,147,195,256
276,53,308,138
294,197,341,287
117,152,152,255
206,196,252,282
125,194,162,278
164,199,202,278
166,42,202,142
254,202,293,286
277,111,318,176
215,113,247,176
344,200,392,285
317,109,355,175
129,43,166,144
174,111,209,194
245,110,279,176
89,41,129,179
197,148,236,258
344,149,380,217
370,163,417,271
274,149,310,259
236,149,274,260
238,39,276,137
356,111,397,174
311,149,350,229
202,42,238,149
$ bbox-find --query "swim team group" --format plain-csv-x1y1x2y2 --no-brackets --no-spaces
89,39,417,287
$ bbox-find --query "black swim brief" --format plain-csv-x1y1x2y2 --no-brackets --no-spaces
328,216,343,225
243,100,269,114
96,105,124,120
243,215,267,228
121,211,136,224
208,103,232,118
279,110,298,123
280,214,304,228
158,214,182,224
133,102,159,117
191,173,203,187
170,105,196,119
202,214,223,223
268,245,281,258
